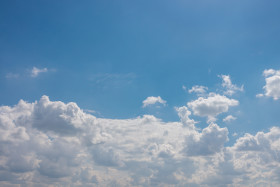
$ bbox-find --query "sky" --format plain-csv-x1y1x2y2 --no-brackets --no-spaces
1,0,280,186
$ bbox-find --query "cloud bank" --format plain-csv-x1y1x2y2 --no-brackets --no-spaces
0,96,280,186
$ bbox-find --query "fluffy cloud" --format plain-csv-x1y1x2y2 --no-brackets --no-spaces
184,123,229,156
220,75,244,96
229,127,280,185
258,69,280,100
31,67,48,77
187,93,239,123
142,96,166,107
175,106,196,129
0,96,280,186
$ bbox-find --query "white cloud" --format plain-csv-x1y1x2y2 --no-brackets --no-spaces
263,69,280,77
1,96,280,186
31,67,48,77
188,85,208,96
256,93,264,98
175,106,196,129
219,75,243,96
187,93,239,123
232,132,238,137
258,69,280,100
229,127,280,185
223,115,237,123
142,96,166,107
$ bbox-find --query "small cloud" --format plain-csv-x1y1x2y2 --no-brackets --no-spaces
188,85,208,96
84,109,97,114
256,93,264,98
182,85,187,91
31,67,48,77
223,115,237,123
142,96,166,108
219,75,243,96
232,132,238,137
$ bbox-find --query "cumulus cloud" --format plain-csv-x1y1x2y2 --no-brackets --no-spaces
175,106,196,129
187,93,239,123
184,123,229,156
31,67,48,77
0,96,280,186
142,96,166,107
188,85,208,96
258,69,280,100
223,115,237,123
229,127,280,185
219,75,244,96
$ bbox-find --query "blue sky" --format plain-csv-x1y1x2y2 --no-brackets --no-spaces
1,1,280,186
1,0,280,131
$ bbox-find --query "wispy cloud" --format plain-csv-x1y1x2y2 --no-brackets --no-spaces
89,73,136,89
5,73,19,79
30,67,48,77
188,85,208,96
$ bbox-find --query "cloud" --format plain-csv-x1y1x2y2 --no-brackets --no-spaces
142,96,166,107
1,96,280,186
187,93,239,123
175,106,196,129
219,75,243,96
232,132,238,137
223,115,237,123
229,127,280,185
258,69,280,100
31,67,48,77
184,123,229,156
256,93,264,98
5,73,19,79
188,85,208,96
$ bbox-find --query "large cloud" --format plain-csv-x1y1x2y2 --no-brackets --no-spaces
0,96,280,186
187,93,239,123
